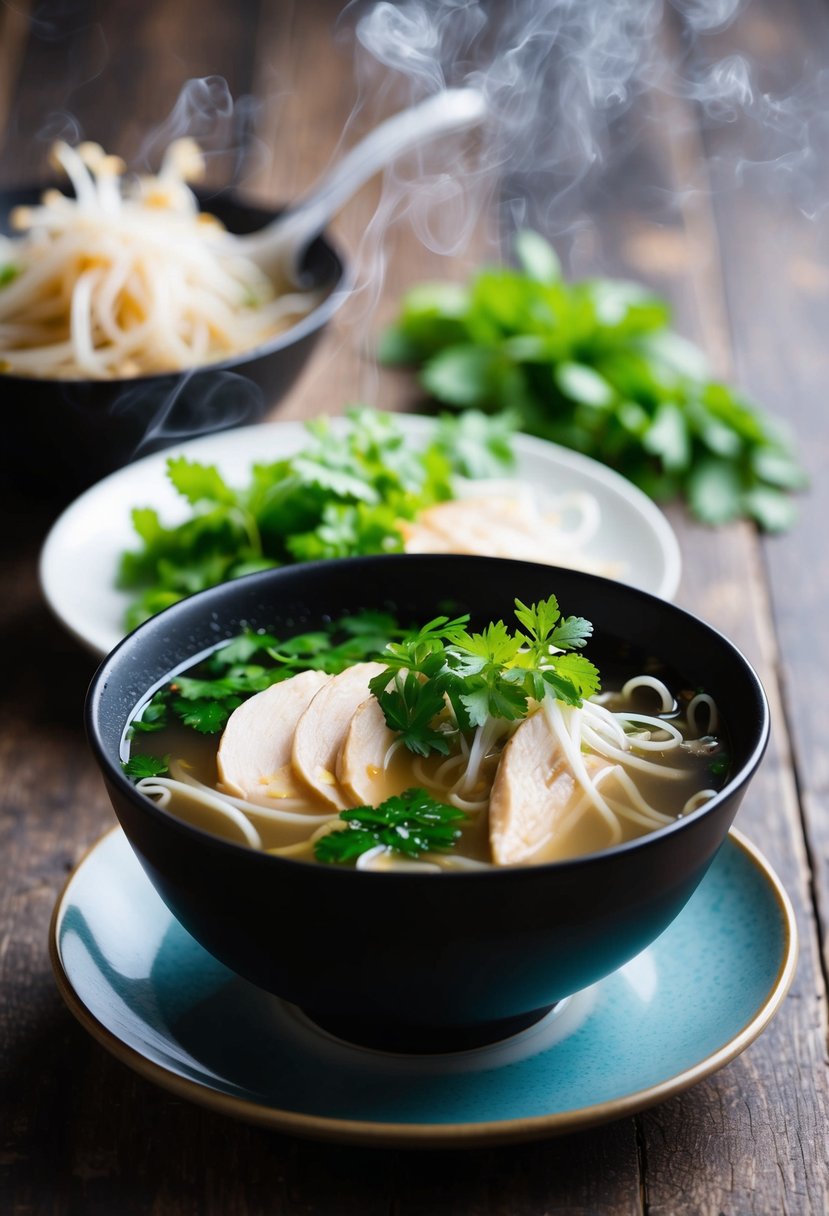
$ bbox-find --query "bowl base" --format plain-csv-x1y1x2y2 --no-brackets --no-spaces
300,1004,557,1054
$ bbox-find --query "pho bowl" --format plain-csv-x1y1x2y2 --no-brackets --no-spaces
86,555,769,1053
0,186,347,502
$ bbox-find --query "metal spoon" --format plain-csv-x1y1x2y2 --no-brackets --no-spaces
232,88,486,281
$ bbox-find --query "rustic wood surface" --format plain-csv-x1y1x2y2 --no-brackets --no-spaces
1,1,827,1212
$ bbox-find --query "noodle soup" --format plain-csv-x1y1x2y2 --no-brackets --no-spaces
123,601,728,870
89,554,768,1030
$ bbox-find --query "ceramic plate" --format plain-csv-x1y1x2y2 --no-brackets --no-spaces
39,417,681,656
50,827,795,1147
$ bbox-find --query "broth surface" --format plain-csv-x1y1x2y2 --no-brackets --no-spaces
126,636,727,869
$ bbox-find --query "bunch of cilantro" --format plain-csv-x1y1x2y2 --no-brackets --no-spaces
380,231,806,530
117,407,516,630
316,594,599,864
368,593,600,757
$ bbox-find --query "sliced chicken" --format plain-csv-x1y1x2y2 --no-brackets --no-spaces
489,710,609,865
402,496,557,563
401,494,620,576
337,694,400,806
217,669,330,808
292,661,388,809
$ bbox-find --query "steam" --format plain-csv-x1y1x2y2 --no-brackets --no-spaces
137,76,260,187
20,0,829,417
339,0,828,252
315,0,829,397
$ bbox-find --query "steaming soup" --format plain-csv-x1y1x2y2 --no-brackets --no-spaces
122,599,728,870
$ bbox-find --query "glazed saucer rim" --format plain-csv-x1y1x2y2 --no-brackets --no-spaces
49,826,797,1148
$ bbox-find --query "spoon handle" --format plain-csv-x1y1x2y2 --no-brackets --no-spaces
241,88,486,267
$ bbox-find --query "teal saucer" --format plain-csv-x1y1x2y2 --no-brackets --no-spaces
50,828,796,1148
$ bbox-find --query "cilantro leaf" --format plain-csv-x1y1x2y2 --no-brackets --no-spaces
122,754,170,780
368,595,601,755
133,611,413,744
172,697,240,734
548,616,593,651
314,789,467,864
118,410,515,628
166,458,237,507
374,674,453,757
544,653,601,702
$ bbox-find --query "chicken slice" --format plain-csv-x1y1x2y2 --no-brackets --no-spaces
401,494,620,576
337,695,401,806
402,496,555,562
217,669,331,808
489,710,609,865
292,662,388,809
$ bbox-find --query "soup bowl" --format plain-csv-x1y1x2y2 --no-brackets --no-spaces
86,555,769,1052
0,187,347,502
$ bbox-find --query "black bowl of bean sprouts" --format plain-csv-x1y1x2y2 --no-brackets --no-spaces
86,555,770,1053
0,140,346,502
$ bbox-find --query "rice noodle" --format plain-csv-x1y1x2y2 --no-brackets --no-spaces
169,759,334,825
541,699,623,842
682,788,718,815
0,139,321,379
620,675,675,714
136,775,263,848
687,693,719,735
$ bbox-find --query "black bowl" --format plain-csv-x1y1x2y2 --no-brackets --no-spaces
0,186,347,502
86,555,769,1052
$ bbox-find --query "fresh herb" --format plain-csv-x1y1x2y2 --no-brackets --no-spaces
380,232,806,530
126,593,598,773
129,611,413,739
118,407,516,630
0,264,19,288
122,754,170,779
313,788,468,864
369,595,600,757
709,752,730,779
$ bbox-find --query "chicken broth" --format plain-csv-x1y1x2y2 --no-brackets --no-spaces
123,606,728,869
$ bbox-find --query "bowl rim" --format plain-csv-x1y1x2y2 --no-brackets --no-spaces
85,554,771,880
0,183,350,385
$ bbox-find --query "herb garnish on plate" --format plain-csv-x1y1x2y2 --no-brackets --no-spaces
117,408,516,631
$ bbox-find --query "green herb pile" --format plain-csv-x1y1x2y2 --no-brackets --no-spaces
368,594,599,758
314,789,467,864
380,231,806,530
118,407,516,631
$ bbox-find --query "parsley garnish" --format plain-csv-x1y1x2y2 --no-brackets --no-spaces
122,754,170,780
369,595,600,757
130,612,412,738
126,594,599,779
118,408,516,629
381,232,806,531
313,789,467,864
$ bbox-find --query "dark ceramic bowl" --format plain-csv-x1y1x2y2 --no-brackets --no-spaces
0,186,346,502
86,555,769,1052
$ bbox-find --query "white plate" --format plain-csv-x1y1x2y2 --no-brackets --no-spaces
40,416,681,657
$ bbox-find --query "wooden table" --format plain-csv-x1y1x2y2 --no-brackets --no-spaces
1,1,827,1211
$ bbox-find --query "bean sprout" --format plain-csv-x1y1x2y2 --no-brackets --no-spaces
0,139,321,379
